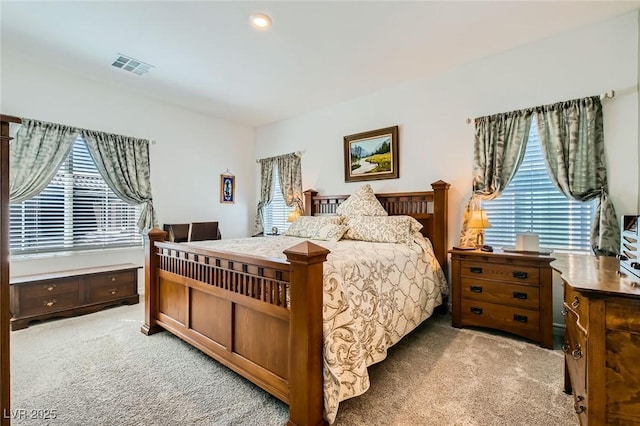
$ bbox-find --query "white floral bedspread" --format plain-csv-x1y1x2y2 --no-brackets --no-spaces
186,234,449,423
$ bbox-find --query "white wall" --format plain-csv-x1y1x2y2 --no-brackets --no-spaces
2,51,256,280
255,11,640,325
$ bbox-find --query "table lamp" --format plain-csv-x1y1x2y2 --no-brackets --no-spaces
287,208,302,223
468,209,492,248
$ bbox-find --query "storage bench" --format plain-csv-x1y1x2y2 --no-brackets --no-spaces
10,263,141,330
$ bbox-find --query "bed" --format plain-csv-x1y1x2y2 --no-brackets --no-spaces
141,180,450,425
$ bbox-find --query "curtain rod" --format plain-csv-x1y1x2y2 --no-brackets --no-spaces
465,89,616,124
255,150,304,163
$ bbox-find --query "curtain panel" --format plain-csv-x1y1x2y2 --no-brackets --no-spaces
276,153,304,213
253,152,303,236
10,119,79,203
459,111,532,247
534,96,619,255
82,130,157,231
253,157,277,236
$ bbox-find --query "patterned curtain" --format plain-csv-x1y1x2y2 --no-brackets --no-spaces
276,152,303,213
534,96,619,256
82,130,157,231
9,119,79,203
253,156,277,236
459,111,533,247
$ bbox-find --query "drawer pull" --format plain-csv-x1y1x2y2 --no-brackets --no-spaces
562,341,571,353
108,289,118,295
574,395,585,414
43,299,56,307
572,344,583,360
470,286,483,293
513,291,528,300
512,271,528,279
46,284,56,292
571,296,580,309
561,306,568,316
513,314,528,323
111,276,117,282
470,267,483,274
470,307,483,315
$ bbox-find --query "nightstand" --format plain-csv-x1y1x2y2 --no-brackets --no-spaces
449,248,555,349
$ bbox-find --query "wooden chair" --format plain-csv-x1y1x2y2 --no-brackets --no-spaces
188,221,222,241
163,223,190,243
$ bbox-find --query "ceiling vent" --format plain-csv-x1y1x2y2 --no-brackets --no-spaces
111,54,154,76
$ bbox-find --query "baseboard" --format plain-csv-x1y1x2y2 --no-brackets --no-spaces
553,322,565,337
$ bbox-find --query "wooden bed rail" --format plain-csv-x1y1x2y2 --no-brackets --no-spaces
142,228,330,426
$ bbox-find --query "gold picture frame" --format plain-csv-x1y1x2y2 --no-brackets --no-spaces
343,125,399,182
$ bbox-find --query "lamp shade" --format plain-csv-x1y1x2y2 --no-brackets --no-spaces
287,209,302,222
468,209,492,229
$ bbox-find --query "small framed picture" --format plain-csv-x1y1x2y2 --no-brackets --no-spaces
220,174,235,204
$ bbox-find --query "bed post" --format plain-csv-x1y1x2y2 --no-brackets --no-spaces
141,227,166,336
303,189,318,216
284,241,330,426
431,180,450,274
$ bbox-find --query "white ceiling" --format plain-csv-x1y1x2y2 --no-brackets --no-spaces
1,1,639,127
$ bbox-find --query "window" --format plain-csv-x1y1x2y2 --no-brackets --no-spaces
483,120,595,253
10,137,142,254
263,166,294,235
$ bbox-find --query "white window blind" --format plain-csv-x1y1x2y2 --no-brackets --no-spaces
10,137,142,254
263,166,294,235
483,120,595,253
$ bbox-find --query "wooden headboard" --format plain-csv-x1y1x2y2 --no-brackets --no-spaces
302,180,450,273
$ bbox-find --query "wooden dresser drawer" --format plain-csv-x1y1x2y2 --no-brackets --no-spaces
460,299,540,341
460,260,540,286
19,291,80,317
564,283,588,331
461,278,540,310
18,277,79,300
85,270,136,304
564,309,587,392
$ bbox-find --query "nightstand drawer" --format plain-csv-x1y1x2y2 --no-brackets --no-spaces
461,299,540,341
461,278,540,310
460,261,539,286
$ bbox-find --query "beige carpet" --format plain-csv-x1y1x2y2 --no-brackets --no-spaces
10,302,577,425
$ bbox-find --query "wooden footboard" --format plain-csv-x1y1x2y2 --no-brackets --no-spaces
142,230,329,426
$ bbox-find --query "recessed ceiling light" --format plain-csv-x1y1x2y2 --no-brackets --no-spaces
250,13,272,30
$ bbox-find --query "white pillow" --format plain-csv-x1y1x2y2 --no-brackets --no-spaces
335,184,387,217
343,215,420,244
284,216,343,238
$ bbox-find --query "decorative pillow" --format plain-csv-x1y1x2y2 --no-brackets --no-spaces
335,184,387,217
284,216,343,238
343,215,417,244
311,224,349,242
407,216,424,234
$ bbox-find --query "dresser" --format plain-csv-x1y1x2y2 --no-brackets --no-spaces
10,264,140,330
553,253,640,425
450,249,554,349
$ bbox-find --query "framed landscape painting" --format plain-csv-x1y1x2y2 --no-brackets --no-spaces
343,125,399,182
